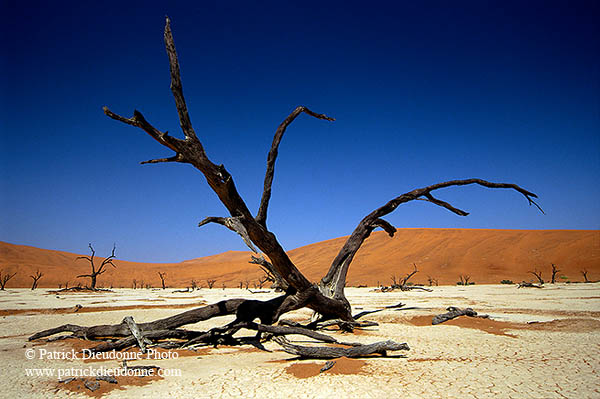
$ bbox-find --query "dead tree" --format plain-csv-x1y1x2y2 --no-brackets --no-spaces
0,270,17,290
529,269,544,285
132,279,138,289
385,264,431,292
30,270,43,290
400,264,419,287
458,275,471,285
30,17,542,357
76,243,117,289
551,264,560,284
427,276,438,286
158,272,167,289
206,279,217,289
581,269,590,283
251,255,288,291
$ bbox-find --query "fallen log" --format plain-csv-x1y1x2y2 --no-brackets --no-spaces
274,336,409,359
29,299,244,341
431,307,489,325
518,282,544,288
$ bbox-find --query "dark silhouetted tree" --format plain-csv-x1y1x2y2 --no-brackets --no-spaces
30,270,43,290
158,272,167,289
76,244,117,289
0,270,17,290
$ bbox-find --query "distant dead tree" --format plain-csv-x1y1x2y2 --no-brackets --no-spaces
382,264,431,292
427,276,439,286
191,279,198,291
132,279,138,289
400,264,419,287
76,243,117,289
581,269,590,283
249,255,288,291
238,281,243,289
0,270,17,290
257,274,271,289
459,275,471,285
550,264,560,284
158,272,167,289
206,279,216,289
222,283,226,290
244,279,250,290
529,269,544,285
30,270,43,290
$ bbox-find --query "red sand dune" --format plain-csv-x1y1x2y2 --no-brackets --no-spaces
1,229,598,288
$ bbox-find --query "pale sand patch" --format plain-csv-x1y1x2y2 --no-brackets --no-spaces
1,285,599,398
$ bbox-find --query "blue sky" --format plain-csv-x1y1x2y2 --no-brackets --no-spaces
1,1,598,262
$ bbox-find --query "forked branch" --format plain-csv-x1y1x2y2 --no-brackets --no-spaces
321,179,543,299
256,106,335,227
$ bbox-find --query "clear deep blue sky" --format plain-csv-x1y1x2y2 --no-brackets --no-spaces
1,1,598,262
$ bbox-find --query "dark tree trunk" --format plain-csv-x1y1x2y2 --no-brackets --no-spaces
551,264,560,284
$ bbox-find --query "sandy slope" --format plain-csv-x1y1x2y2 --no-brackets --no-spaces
1,229,598,288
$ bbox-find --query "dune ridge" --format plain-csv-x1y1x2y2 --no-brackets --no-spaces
1,229,598,288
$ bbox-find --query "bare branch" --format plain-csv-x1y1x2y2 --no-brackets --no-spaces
321,178,542,299
141,155,183,164
372,218,396,237
419,193,469,216
529,269,544,285
199,216,258,253
164,16,198,142
103,107,184,154
256,106,335,226
250,256,289,290
400,264,419,286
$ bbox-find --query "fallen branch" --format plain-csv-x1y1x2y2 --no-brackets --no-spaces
518,282,544,289
432,307,489,325
320,361,336,373
29,299,244,341
274,336,409,359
